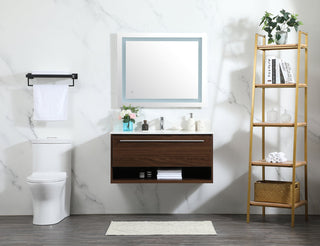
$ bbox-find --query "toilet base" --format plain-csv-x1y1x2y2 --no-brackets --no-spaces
33,213,69,225
28,180,69,225
32,198,69,225
32,197,70,225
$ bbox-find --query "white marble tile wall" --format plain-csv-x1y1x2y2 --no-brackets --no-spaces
0,0,320,215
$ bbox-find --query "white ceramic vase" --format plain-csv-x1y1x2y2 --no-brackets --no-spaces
275,31,288,45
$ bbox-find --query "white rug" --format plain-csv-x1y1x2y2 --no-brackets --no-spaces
106,221,217,236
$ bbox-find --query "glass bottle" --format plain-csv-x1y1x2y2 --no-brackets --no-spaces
280,110,292,123
142,120,149,131
267,108,278,122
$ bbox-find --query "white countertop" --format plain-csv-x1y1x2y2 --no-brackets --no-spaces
110,130,213,135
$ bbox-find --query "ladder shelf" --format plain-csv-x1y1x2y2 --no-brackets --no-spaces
247,31,308,227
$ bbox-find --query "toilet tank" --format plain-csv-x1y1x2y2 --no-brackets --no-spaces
32,138,72,173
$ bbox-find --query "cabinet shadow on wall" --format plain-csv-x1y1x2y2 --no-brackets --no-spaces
70,135,109,214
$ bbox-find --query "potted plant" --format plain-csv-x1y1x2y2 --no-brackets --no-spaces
259,9,303,44
119,105,140,131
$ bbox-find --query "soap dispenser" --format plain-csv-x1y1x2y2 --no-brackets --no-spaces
142,120,149,131
186,113,195,131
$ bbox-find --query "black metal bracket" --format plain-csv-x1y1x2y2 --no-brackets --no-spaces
26,73,78,87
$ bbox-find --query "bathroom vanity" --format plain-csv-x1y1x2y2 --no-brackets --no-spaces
110,132,213,183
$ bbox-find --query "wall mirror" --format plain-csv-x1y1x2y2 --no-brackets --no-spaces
117,33,207,107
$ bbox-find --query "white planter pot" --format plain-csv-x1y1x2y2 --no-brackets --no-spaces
275,31,288,45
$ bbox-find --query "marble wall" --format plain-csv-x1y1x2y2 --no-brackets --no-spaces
1,0,320,215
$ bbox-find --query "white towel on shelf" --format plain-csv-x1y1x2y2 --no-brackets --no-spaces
266,152,288,163
33,84,69,121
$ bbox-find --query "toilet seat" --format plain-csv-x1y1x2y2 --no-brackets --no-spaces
27,172,66,183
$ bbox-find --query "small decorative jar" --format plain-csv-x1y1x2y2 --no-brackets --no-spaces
139,169,145,179
142,120,149,131
123,121,133,131
280,110,292,123
267,108,278,122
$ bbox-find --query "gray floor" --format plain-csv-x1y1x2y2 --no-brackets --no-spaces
0,214,319,246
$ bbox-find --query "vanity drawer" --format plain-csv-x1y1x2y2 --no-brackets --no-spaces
111,134,213,167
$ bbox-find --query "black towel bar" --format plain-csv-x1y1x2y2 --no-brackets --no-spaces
26,73,78,87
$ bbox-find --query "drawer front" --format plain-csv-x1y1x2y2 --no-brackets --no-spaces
111,134,213,167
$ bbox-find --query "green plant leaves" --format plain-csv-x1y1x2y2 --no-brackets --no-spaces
122,115,130,123
268,38,274,44
276,16,285,23
259,9,302,44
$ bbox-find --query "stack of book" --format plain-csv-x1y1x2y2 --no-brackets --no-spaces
157,169,182,180
265,56,295,84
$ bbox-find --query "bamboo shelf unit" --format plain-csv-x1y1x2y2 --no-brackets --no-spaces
247,31,308,227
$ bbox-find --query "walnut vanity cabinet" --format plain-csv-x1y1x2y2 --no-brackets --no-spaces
110,133,213,183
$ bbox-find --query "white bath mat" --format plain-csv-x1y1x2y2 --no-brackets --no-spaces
106,221,216,236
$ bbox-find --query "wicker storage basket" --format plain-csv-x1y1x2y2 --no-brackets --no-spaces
254,180,300,204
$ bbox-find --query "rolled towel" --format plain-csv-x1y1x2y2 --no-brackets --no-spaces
266,152,287,163
269,152,276,157
274,157,280,163
279,156,288,162
278,152,286,158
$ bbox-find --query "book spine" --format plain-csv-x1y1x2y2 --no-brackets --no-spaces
275,58,280,84
272,59,276,84
285,62,295,83
279,59,288,83
280,66,285,84
265,57,272,84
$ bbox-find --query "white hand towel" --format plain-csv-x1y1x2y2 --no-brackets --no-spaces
33,84,69,121
266,152,288,163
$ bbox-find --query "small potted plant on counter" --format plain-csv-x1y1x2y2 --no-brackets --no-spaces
259,9,303,44
119,104,140,131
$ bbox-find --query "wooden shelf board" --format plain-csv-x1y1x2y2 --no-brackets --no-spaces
253,122,307,127
250,200,307,209
251,160,307,167
111,179,213,183
255,83,307,88
257,44,307,50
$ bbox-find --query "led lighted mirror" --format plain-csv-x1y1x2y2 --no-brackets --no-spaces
117,33,207,107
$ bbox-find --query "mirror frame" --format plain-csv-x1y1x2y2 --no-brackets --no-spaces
117,33,207,107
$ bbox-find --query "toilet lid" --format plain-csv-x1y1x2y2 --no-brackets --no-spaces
27,172,67,183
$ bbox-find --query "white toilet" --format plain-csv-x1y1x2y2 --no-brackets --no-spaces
27,138,72,225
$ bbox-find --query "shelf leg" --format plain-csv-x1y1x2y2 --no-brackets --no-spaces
304,34,309,222
262,166,265,218
305,164,308,221
246,164,252,223
261,38,266,219
291,208,295,228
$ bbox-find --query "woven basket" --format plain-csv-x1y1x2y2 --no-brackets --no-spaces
254,180,300,204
